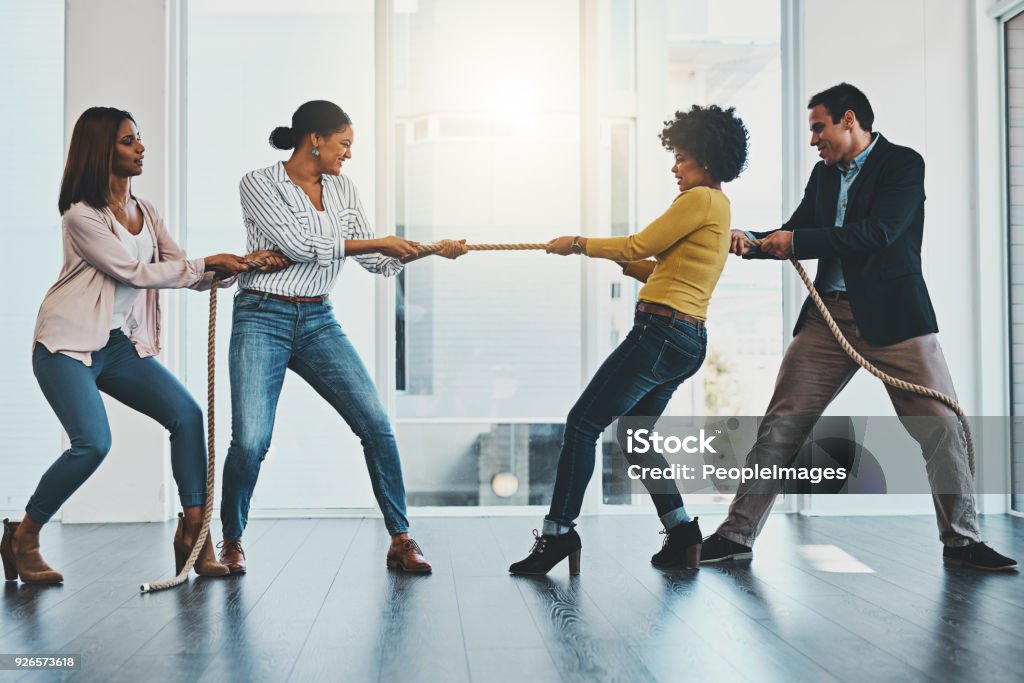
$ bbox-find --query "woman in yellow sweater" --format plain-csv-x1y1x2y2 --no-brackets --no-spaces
510,105,748,575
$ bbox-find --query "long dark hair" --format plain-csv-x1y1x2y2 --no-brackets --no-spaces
269,100,351,150
58,106,135,215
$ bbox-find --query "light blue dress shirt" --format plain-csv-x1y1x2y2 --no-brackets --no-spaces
812,133,879,292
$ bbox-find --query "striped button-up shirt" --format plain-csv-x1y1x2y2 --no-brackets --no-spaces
237,161,402,296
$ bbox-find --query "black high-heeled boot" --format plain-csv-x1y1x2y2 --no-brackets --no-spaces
509,529,582,576
651,517,702,569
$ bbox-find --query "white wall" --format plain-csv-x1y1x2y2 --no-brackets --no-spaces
0,1,65,520
800,0,1007,516
60,0,173,522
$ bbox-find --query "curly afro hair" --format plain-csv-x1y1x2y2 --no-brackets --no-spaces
659,105,749,183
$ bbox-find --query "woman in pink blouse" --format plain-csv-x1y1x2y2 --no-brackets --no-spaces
0,107,282,585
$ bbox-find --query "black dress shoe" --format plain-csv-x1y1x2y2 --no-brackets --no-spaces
509,529,581,576
943,542,1018,571
698,533,753,564
651,517,702,569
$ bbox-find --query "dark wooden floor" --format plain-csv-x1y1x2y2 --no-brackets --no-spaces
0,513,1020,683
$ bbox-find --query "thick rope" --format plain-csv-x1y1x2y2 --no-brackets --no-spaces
140,283,221,592
137,237,973,591
750,239,975,475
412,242,547,255
416,239,976,474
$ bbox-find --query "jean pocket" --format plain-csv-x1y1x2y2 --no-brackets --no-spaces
651,338,702,382
234,293,266,312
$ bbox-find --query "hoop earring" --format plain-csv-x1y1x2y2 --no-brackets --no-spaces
312,147,320,158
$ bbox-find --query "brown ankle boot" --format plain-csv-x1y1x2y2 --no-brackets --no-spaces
217,538,246,574
173,513,230,578
2,518,63,585
386,536,432,574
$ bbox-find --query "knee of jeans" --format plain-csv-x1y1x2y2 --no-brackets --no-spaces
619,436,650,466
353,412,395,441
564,408,602,443
70,431,112,467
227,433,271,466
169,401,204,437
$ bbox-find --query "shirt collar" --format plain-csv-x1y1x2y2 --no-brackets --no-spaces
841,132,879,175
272,160,290,183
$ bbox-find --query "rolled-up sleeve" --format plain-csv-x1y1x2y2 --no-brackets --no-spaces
342,184,403,278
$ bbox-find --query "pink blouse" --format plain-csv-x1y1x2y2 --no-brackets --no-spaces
33,197,223,366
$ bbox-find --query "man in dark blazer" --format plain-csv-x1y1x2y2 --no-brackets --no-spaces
699,83,1015,570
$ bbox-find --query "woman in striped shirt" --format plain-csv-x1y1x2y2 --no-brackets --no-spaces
219,101,465,575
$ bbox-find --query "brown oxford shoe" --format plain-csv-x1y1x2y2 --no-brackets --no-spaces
386,535,432,574
217,537,247,574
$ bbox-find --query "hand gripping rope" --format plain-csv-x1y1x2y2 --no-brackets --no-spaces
748,238,975,476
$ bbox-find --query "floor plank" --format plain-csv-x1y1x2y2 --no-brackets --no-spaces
0,513,1018,683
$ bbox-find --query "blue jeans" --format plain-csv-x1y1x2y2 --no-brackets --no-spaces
28,331,207,523
545,310,708,530
220,291,409,539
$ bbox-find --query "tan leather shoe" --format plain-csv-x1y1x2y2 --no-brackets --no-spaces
2,518,63,585
217,538,247,574
386,536,432,574
173,513,230,577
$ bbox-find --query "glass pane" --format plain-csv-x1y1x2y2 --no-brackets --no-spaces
393,0,581,506
1007,12,1024,513
0,2,64,514
602,0,785,506
186,0,378,511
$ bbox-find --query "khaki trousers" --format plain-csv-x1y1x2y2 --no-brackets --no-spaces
716,297,981,547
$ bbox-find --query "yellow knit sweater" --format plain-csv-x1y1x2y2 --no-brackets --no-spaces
585,186,730,321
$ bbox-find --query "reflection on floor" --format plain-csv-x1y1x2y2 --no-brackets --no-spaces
0,513,1020,682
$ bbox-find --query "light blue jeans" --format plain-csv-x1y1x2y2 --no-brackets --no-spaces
220,291,409,539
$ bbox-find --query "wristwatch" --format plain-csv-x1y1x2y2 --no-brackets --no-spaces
570,236,584,254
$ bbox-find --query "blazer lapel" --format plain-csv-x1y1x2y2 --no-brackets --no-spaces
845,134,890,209
819,165,841,226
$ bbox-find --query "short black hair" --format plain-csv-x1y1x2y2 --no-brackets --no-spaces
807,83,874,132
659,105,749,183
269,100,352,150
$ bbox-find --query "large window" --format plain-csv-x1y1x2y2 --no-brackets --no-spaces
185,0,786,514
392,0,582,506
392,0,785,508
0,2,64,516
186,0,380,512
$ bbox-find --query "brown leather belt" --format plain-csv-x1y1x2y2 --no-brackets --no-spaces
241,288,328,303
822,290,848,301
636,302,704,327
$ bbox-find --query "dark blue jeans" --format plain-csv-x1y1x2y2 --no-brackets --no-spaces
28,331,207,523
220,291,409,539
546,310,708,530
